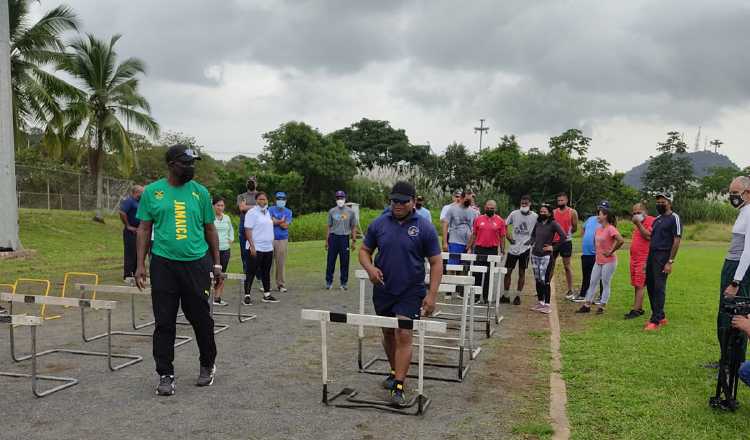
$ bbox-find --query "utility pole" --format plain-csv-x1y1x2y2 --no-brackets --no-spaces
0,0,22,251
474,119,489,151
710,139,723,153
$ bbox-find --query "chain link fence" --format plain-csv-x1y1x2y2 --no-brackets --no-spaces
15,164,133,213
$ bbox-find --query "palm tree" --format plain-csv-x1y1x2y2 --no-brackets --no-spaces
59,34,159,222
9,0,79,150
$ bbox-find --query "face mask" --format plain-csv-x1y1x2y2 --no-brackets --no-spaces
276,200,286,208
557,203,566,209
247,182,256,191
336,199,345,208
172,162,195,184
520,206,530,214
632,213,644,222
415,203,423,209
729,194,744,208
463,200,471,207
258,203,268,212
539,214,549,221
485,209,495,217
656,204,667,215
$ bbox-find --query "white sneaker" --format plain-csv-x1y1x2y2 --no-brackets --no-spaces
531,302,545,311
539,304,552,314
594,300,602,305
279,287,288,293
565,293,576,301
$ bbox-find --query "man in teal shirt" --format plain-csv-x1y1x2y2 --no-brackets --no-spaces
135,144,223,396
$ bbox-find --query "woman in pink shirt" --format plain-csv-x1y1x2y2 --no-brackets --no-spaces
576,201,624,314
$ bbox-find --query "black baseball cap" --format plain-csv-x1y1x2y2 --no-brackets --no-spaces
598,200,611,211
389,181,416,202
165,144,201,163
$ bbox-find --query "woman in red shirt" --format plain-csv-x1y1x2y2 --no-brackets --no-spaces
467,199,506,303
625,202,655,319
576,201,624,315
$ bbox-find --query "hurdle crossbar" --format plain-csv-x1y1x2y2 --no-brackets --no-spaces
1,293,142,372
76,284,193,348
302,309,445,416
0,314,79,398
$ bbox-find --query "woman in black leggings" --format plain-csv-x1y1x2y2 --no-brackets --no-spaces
243,192,279,304
529,204,566,314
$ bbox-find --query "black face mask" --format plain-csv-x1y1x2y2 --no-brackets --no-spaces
247,183,256,191
463,200,471,207
539,214,549,221
730,194,745,208
171,162,195,184
656,204,667,215
416,203,423,209
485,209,495,217
557,203,566,209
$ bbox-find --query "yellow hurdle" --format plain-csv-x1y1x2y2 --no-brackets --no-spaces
12,278,56,320
61,272,100,304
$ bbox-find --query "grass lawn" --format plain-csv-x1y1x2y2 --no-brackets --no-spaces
560,241,749,439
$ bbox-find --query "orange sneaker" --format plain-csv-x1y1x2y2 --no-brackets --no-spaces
644,322,660,331
659,318,668,326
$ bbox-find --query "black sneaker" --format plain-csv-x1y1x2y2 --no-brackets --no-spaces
213,298,229,307
382,374,395,390
340,285,348,291
512,296,521,306
243,295,253,306
156,375,175,396
196,365,215,387
596,308,605,315
624,309,641,320
703,361,720,369
262,294,279,303
389,382,408,408
575,305,591,314
499,296,510,304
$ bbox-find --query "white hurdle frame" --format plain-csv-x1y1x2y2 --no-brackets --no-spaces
302,309,447,415
0,314,79,398
1,293,143,372
441,252,507,337
354,270,478,382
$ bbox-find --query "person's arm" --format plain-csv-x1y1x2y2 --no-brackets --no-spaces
205,223,223,288
359,223,383,286
134,220,152,289
731,315,750,337
422,254,443,317
664,216,682,274
634,217,652,240
498,221,506,254
465,232,476,254
325,210,332,250
570,209,579,235
548,223,567,252
118,210,135,232
227,217,235,244
441,219,449,251
605,228,625,257
733,212,750,284
244,212,256,256
279,211,291,230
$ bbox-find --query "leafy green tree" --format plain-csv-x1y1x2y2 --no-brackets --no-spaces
430,142,477,191
330,118,429,168
261,121,356,212
642,131,695,199
475,135,523,198
9,0,79,150
699,166,741,196
59,34,159,221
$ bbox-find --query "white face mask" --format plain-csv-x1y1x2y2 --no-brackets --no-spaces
632,213,644,222
276,200,286,208
520,206,530,214
336,199,346,208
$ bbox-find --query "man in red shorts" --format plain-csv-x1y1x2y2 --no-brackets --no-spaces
625,202,655,319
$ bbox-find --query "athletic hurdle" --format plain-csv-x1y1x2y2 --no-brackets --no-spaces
75,283,193,348
8,278,61,320
302,309,447,415
2,292,143,372
354,270,479,382
211,273,257,323
0,314,79,398
441,252,507,337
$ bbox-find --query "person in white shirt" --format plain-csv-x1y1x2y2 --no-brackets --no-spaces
243,192,278,304
212,196,234,306
439,190,462,224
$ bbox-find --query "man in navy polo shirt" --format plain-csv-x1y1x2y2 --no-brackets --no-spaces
359,181,443,407
644,191,682,331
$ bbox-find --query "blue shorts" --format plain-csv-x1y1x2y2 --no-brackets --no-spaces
373,290,424,320
448,243,466,265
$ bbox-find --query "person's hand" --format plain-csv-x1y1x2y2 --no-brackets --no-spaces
603,251,613,258
732,315,750,333
249,246,257,257
127,226,138,233
543,244,553,253
324,241,329,251
421,295,437,317
366,266,384,286
212,266,224,289
632,216,641,225
725,284,739,298
663,262,673,274
442,242,448,252
134,265,147,290
465,247,473,255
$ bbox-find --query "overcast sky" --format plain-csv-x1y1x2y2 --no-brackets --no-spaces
33,0,750,171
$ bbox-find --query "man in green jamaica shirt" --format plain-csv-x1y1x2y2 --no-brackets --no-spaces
135,144,224,396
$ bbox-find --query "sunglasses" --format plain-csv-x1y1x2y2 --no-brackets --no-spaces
390,199,411,205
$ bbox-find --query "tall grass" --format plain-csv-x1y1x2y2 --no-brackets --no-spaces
674,199,736,224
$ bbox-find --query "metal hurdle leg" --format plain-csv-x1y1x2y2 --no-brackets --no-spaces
209,273,256,323
7,297,143,372
77,284,193,348
307,310,439,415
0,315,78,398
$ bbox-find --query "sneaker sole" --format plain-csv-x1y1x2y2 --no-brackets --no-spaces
156,388,175,396
196,377,214,387
262,299,279,303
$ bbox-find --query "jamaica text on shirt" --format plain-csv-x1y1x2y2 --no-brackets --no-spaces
175,200,188,240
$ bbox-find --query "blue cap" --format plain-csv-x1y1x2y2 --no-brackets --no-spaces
598,200,611,211
275,191,287,199
335,190,346,199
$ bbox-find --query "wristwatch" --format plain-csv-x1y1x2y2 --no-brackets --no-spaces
213,264,223,270
668,259,675,264
731,281,740,288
